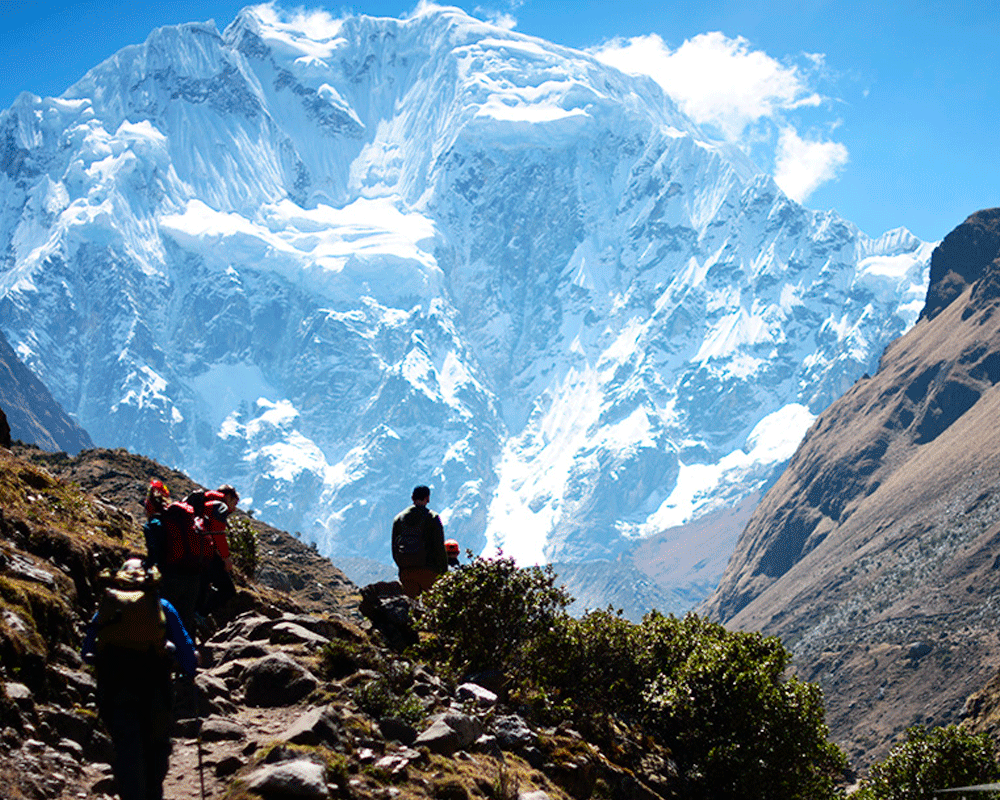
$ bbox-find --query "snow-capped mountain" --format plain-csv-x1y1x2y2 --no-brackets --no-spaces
0,4,932,608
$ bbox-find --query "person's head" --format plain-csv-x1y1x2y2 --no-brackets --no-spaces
445,539,460,558
411,485,431,506
116,557,151,586
217,484,240,512
144,479,170,520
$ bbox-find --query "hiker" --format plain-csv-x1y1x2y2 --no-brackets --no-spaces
81,558,198,800
151,505,207,637
141,479,171,568
194,485,240,621
445,538,461,569
391,484,447,598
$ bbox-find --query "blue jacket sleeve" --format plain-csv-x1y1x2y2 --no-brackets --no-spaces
80,612,98,663
161,599,198,676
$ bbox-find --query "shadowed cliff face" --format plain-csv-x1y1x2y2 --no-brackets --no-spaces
0,406,10,448
0,328,93,454
921,208,1000,322
700,209,1000,769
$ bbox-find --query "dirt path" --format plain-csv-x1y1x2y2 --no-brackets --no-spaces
163,704,306,800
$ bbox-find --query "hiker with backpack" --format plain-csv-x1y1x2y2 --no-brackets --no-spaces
391,484,448,598
193,485,240,621
142,481,240,637
81,558,198,800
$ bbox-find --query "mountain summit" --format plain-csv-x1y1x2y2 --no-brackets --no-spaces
0,4,930,606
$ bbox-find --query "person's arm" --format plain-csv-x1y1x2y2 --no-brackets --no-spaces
80,613,99,664
161,599,198,676
143,517,164,567
204,501,232,561
430,514,448,574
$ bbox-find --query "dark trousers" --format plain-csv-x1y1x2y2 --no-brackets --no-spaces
159,570,201,637
198,554,236,617
97,650,173,800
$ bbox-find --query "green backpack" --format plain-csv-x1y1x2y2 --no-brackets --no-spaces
94,561,167,655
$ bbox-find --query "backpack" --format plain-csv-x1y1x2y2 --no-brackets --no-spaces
159,501,214,572
392,509,428,569
94,565,167,655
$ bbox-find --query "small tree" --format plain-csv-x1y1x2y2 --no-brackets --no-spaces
227,516,259,579
855,725,1000,800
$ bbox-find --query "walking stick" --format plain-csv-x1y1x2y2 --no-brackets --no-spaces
195,678,207,800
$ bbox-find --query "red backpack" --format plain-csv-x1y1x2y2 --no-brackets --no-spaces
160,501,214,572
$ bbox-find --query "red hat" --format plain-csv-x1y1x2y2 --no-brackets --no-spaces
144,479,170,519
445,539,460,556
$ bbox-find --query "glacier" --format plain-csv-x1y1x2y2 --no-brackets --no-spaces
0,4,933,612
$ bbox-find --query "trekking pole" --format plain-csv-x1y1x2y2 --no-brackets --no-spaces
194,678,207,800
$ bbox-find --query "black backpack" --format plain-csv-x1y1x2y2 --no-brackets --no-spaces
392,509,428,569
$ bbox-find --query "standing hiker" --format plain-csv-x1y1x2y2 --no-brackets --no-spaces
81,558,198,800
194,485,240,621
141,479,171,568
445,538,461,569
391,484,447,598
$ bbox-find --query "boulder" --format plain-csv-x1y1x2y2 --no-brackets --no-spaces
279,707,342,746
359,582,418,650
457,682,498,707
243,653,319,707
199,716,247,742
209,636,271,665
270,621,330,648
492,714,536,751
244,758,329,798
379,716,418,745
413,712,483,755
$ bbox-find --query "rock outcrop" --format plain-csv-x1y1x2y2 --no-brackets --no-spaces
702,209,1000,767
0,406,10,448
0,329,93,454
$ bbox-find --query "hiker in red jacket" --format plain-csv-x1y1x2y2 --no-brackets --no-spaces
196,485,240,620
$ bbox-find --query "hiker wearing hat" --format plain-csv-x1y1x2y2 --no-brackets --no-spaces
391,485,448,598
445,539,461,569
82,558,198,800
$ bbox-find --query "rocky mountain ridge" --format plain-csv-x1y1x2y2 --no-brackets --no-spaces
0,4,932,612
702,209,1000,766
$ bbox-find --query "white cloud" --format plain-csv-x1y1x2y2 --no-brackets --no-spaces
592,32,848,201
773,127,849,202
248,2,344,40
594,32,819,140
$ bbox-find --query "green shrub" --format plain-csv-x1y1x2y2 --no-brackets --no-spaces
416,556,847,799
418,555,571,681
640,614,846,800
227,516,259,579
353,675,424,725
854,725,1000,800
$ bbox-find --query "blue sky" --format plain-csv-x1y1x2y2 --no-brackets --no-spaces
1,0,996,243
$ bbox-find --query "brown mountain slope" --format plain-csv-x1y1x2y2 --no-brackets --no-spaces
701,209,1000,768
0,328,93,454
